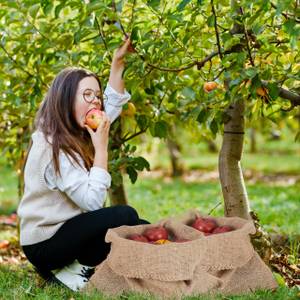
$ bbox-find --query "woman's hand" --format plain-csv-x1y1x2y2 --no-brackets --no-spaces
112,37,135,65
109,37,134,94
85,112,111,153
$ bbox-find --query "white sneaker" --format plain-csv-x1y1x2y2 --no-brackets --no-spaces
53,260,95,291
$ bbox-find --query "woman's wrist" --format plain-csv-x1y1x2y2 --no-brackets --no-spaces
111,57,125,71
93,150,108,170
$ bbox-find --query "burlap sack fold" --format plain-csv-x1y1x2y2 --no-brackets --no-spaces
85,210,277,298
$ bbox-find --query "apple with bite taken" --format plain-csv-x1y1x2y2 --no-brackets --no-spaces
85,108,104,130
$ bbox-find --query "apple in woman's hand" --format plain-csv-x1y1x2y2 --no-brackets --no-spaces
85,108,104,130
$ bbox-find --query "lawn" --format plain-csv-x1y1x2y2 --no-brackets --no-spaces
0,129,299,299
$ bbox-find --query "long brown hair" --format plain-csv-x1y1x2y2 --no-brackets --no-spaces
34,67,104,176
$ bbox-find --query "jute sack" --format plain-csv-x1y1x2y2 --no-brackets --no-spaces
85,211,277,298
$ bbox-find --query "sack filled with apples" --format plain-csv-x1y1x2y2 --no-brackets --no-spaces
85,210,277,299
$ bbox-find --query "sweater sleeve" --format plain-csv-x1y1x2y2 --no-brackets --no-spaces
44,153,111,211
103,83,131,123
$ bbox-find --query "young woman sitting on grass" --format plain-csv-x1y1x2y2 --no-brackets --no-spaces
17,38,149,292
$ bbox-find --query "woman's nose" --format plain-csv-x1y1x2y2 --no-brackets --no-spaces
92,97,101,105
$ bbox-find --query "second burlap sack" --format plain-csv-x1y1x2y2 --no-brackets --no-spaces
85,209,277,299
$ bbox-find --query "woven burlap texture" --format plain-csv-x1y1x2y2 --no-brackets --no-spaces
85,209,277,298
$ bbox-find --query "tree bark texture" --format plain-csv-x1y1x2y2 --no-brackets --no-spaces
218,100,251,219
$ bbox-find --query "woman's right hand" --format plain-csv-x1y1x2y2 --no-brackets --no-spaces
85,112,111,153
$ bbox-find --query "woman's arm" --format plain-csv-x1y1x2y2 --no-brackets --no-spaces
45,153,111,211
108,38,133,93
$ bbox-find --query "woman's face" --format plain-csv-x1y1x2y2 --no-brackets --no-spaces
74,76,102,128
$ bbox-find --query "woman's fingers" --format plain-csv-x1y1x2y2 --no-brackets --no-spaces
85,125,93,136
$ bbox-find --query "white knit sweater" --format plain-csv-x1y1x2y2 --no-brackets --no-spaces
18,84,130,246
18,131,84,245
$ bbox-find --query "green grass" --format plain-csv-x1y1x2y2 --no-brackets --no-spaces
0,157,18,215
0,128,299,299
135,127,300,174
125,177,300,236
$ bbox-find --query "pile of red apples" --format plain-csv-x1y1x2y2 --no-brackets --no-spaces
127,217,234,244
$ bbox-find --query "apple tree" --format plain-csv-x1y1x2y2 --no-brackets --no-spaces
0,0,299,218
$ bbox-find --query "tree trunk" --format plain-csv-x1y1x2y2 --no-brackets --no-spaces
218,100,251,219
166,137,184,177
108,176,128,206
108,120,128,206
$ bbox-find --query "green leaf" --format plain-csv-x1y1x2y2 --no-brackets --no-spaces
54,3,65,19
283,19,296,35
147,0,160,10
177,0,192,11
209,119,218,136
136,115,149,131
41,1,53,16
130,26,140,43
154,120,168,138
134,156,150,171
267,83,279,100
244,67,258,79
29,4,40,19
207,15,215,28
86,2,105,14
126,166,138,183
182,87,195,100
197,109,209,124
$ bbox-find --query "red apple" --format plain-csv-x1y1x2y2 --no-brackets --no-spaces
127,234,149,243
212,225,234,234
191,217,217,233
85,108,104,130
203,81,218,93
143,226,168,242
0,240,9,249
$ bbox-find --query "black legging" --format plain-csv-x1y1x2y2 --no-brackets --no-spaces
22,205,149,276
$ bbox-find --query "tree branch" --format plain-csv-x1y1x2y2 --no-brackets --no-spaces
122,129,147,143
262,80,300,106
211,0,223,60
95,17,112,60
239,7,255,66
0,43,33,78
270,2,300,23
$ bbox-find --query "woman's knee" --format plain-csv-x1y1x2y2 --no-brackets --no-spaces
114,205,139,225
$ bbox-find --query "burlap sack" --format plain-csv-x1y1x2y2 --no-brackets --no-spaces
85,210,277,299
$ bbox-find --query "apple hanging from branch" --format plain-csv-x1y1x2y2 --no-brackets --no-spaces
203,81,218,93
121,102,136,118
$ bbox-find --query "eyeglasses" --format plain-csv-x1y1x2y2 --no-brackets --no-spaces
82,89,107,104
